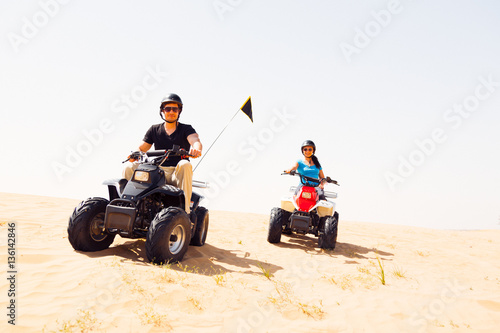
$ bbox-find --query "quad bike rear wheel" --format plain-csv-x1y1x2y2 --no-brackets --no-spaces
190,206,209,246
67,197,116,251
318,212,339,250
146,207,191,264
267,207,285,243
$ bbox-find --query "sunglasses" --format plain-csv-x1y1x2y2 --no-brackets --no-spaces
302,148,313,152
162,106,179,113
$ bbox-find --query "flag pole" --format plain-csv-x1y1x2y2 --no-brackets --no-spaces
193,109,240,172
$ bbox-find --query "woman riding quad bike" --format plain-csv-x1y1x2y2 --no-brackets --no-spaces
267,140,340,249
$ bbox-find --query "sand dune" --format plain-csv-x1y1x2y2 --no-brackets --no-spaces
1,192,500,332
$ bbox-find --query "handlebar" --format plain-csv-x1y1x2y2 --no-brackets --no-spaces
282,170,339,186
146,150,168,157
123,145,194,163
150,145,195,158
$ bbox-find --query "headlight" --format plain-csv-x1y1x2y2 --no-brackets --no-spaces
301,192,312,199
133,171,150,182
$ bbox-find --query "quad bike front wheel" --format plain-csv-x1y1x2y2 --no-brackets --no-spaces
67,197,116,252
318,212,339,250
146,207,191,264
267,207,285,243
190,206,209,246
282,210,292,234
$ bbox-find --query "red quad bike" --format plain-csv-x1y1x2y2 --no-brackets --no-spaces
267,171,340,249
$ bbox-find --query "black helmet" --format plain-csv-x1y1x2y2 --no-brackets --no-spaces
301,140,316,153
160,93,183,110
159,93,183,121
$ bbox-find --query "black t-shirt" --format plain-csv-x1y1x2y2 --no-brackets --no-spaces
143,123,196,166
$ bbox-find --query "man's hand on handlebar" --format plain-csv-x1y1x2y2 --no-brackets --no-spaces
123,151,142,163
189,147,202,158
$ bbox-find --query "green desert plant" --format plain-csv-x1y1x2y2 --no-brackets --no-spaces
297,302,325,319
268,280,324,319
212,267,227,286
416,250,430,257
51,310,100,333
257,262,273,280
136,306,171,330
392,265,407,279
188,296,204,310
213,274,225,286
176,263,199,274
375,256,386,285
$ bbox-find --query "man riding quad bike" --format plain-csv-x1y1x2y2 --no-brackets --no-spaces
267,171,340,250
67,145,209,263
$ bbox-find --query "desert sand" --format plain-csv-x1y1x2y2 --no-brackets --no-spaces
1,191,500,332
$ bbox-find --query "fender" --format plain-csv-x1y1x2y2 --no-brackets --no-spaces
280,195,295,213
137,184,186,210
311,200,336,217
102,178,128,200
147,186,204,212
280,195,336,217
147,184,184,197
190,192,204,212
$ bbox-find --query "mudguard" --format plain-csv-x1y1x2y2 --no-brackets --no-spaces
190,192,204,212
103,178,128,200
280,195,295,213
144,185,204,213
125,184,186,209
313,200,336,217
282,186,337,217
146,184,184,197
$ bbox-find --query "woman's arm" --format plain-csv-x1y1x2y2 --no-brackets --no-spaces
285,161,299,173
319,169,326,188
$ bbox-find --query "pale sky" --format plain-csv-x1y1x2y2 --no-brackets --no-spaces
1,0,499,230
